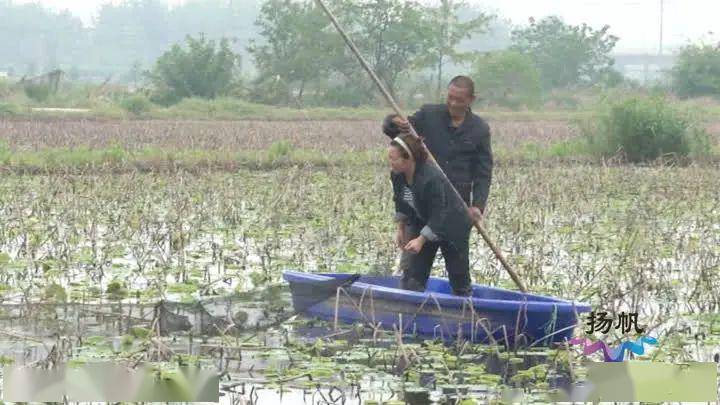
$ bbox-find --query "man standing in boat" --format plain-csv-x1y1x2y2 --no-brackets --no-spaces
382,75,493,295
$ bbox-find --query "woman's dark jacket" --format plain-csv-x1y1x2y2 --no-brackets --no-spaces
391,161,473,250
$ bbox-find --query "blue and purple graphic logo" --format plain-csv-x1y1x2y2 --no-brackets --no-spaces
569,335,658,362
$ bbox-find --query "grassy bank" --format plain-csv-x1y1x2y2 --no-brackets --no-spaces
1,140,717,175
0,144,378,174
4,101,720,123
1,99,603,122
0,96,655,123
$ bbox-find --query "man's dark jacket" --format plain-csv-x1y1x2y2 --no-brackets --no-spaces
383,104,493,211
391,162,473,251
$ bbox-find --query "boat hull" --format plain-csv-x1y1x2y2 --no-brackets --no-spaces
283,271,591,345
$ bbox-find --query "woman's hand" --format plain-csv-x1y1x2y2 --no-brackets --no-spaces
404,235,426,254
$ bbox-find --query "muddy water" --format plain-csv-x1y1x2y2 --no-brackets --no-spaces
0,293,567,404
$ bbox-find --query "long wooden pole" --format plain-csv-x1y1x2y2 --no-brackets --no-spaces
314,0,528,293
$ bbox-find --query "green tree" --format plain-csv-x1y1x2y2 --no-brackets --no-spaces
334,0,432,103
120,94,153,116
247,0,342,105
249,0,436,107
0,2,87,74
671,43,720,98
0,0,267,81
168,0,261,71
91,0,170,71
147,34,240,105
417,0,492,99
472,50,542,109
511,16,618,89
23,83,52,102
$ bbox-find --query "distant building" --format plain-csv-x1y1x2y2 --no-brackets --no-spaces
612,53,677,85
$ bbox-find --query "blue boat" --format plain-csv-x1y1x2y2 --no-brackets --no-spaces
283,271,591,345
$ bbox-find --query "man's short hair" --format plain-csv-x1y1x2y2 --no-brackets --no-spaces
448,75,475,97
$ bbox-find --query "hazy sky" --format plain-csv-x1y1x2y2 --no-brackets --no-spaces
11,0,719,53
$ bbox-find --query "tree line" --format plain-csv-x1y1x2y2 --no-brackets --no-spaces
146,0,624,107
1,0,718,108
0,0,259,80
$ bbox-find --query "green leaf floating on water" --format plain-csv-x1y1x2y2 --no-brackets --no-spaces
130,327,152,339
167,281,200,294
106,280,129,300
84,336,107,347
67,358,87,368
310,367,334,378
478,374,502,385
44,283,67,302
138,368,195,401
463,364,486,375
121,334,134,349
